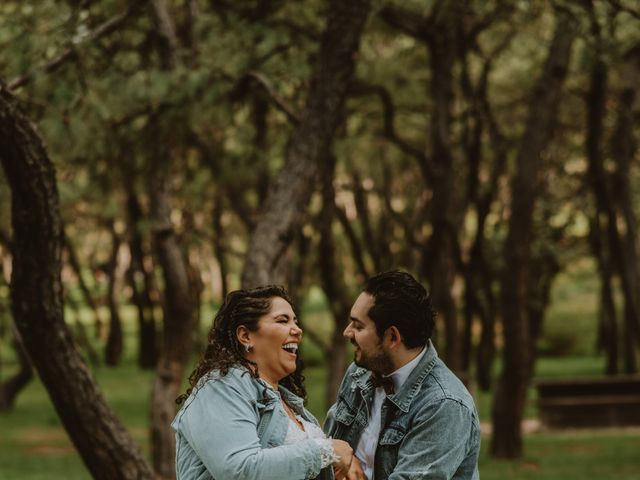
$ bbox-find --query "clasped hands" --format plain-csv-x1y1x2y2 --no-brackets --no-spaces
331,440,367,480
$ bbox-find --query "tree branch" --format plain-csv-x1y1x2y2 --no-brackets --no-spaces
8,1,147,90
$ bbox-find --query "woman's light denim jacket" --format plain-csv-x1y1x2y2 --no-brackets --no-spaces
172,367,334,480
324,340,480,480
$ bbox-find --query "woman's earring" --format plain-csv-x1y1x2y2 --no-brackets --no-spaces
245,344,253,353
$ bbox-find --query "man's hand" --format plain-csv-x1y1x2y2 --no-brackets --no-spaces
346,456,367,480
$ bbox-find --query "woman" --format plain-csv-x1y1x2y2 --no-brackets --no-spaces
172,285,355,480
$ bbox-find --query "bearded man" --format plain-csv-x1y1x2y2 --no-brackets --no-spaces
324,271,480,480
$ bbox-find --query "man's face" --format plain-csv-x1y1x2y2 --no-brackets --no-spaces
343,292,393,375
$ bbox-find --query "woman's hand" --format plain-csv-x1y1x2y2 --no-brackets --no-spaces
346,456,367,480
330,439,353,479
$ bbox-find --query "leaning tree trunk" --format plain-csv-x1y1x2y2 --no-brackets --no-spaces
490,9,576,459
0,85,153,479
241,0,372,287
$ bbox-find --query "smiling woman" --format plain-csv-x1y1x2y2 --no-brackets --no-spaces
172,286,358,480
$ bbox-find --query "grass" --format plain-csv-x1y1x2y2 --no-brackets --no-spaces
2,258,639,478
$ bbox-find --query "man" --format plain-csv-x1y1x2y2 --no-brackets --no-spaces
325,271,480,480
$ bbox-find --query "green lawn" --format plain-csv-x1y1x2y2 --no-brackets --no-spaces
2,357,640,479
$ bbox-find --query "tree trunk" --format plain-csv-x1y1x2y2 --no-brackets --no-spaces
242,0,372,287
583,27,619,374
124,187,158,369
147,3,200,475
491,9,576,459
148,152,198,479
318,154,352,409
0,85,153,479
0,320,33,411
381,2,466,372
64,232,105,339
609,44,640,373
105,223,124,367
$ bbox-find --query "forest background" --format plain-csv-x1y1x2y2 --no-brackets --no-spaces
1,0,639,479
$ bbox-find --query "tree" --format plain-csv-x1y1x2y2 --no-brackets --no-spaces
0,85,153,478
242,0,372,287
491,6,577,458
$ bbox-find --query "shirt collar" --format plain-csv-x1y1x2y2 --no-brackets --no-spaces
386,345,427,393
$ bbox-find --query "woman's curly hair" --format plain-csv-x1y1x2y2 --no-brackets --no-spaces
177,285,306,404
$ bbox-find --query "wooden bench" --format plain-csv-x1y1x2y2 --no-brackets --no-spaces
535,375,640,429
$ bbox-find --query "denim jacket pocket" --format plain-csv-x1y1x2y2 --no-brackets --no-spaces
334,402,357,426
378,424,406,446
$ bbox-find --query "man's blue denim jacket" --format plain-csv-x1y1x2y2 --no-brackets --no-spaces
324,341,480,480
172,367,333,480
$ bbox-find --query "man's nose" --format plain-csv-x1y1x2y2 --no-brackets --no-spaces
343,324,353,338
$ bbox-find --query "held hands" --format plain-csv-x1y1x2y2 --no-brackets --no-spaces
346,456,367,480
330,440,368,480
330,439,353,480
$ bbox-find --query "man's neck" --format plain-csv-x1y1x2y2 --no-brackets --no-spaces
389,345,425,373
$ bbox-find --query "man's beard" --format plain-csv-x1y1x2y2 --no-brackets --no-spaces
353,342,393,375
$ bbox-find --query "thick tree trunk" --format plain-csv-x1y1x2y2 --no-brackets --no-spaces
491,10,575,459
242,0,371,287
0,86,153,479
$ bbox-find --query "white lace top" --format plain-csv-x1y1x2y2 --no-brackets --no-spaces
284,414,338,468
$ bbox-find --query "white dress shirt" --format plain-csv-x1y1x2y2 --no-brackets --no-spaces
355,347,427,480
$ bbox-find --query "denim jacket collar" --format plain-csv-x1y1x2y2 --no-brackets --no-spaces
255,376,306,415
348,340,438,413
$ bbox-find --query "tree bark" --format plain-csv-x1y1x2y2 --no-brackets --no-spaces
491,9,576,459
241,0,372,287
0,85,153,479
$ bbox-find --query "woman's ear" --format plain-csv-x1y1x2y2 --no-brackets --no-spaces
236,325,252,348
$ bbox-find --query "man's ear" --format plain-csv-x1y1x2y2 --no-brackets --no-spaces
384,326,403,349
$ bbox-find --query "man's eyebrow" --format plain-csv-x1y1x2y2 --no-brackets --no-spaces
349,316,361,323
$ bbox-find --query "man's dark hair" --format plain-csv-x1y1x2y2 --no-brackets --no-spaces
364,270,435,349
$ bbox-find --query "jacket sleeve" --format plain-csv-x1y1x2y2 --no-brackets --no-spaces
176,374,324,480
387,399,480,480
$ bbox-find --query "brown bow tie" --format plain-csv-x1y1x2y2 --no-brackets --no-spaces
371,373,395,395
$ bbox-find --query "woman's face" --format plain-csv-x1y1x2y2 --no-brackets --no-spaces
243,296,302,387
